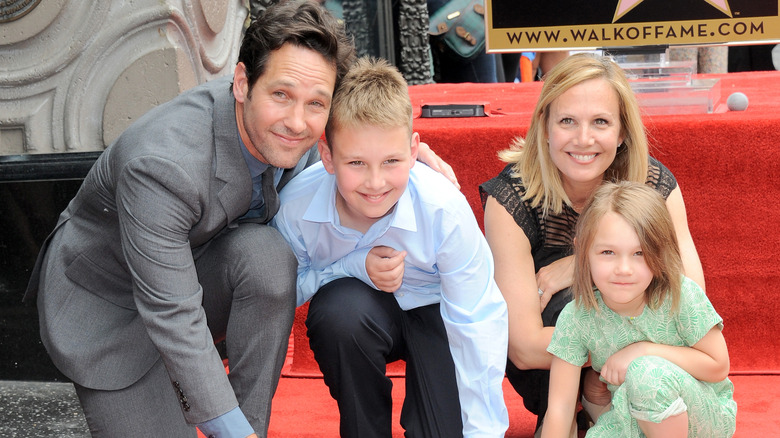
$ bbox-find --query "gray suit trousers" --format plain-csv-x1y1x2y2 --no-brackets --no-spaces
73,223,297,437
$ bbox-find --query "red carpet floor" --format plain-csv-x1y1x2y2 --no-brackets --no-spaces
267,377,535,437
261,375,779,437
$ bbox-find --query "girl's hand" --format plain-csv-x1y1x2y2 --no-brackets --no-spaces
600,342,649,386
536,255,574,310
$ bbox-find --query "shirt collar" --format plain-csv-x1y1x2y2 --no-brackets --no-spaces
238,135,270,178
303,174,418,233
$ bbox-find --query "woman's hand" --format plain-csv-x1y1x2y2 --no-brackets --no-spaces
535,255,574,310
416,141,460,189
582,367,612,406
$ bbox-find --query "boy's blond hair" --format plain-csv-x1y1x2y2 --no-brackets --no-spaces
324,56,412,148
498,53,649,216
573,181,683,313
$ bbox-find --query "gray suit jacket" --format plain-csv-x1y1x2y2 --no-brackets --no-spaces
25,75,317,424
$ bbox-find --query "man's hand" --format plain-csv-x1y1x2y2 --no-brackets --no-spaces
417,141,460,189
366,246,407,292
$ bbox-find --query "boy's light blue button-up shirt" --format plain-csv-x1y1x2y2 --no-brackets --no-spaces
271,162,509,437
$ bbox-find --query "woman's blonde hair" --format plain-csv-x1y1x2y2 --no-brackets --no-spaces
324,56,412,148
499,53,649,215
573,181,682,313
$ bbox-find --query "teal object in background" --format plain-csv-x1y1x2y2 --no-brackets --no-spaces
428,0,486,61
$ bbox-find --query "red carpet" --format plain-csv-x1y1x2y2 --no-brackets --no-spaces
266,377,537,437
194,374,780,436
261,374,777,437
199,376,780,438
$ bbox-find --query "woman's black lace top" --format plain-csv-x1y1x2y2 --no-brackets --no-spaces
479,156,677,271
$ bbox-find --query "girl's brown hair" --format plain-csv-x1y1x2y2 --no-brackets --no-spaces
573,181,682,313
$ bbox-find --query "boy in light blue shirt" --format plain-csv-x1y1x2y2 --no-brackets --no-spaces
271,57,508,437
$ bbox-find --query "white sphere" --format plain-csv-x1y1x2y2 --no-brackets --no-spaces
726,92,749,111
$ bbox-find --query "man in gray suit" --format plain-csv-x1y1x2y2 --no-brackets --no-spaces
24,2,348,436
25,1,455,436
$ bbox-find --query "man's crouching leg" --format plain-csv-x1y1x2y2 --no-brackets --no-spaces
198,223,298,435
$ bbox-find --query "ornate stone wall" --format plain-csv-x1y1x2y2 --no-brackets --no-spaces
338,0,432,85
0,0,248,155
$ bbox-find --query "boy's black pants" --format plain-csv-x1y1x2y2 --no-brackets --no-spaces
306,277,463,438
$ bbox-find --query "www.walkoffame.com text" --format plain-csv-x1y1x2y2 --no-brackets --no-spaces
504,20,765,45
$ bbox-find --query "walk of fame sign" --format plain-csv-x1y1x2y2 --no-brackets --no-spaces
486,0,780,52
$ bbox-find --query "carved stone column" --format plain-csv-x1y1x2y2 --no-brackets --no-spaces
0,0,248,154
396,0,432,85
337,0,432,85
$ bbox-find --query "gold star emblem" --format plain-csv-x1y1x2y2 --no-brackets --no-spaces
613,0,732,22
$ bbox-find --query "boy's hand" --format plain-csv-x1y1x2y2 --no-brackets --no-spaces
366,246,407,292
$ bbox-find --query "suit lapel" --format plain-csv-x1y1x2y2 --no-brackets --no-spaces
212,82,251,224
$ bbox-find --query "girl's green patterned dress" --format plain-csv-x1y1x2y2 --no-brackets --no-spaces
548,276,737,437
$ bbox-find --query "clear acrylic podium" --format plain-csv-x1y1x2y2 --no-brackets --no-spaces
609,48,723,115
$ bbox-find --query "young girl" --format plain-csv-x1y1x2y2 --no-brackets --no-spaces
542,182,737,438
